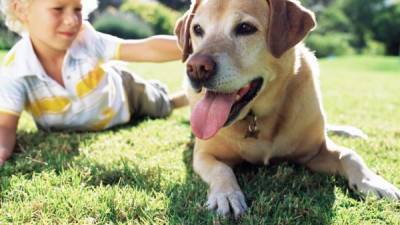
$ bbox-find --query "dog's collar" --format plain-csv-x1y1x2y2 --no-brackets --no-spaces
244,111,259,139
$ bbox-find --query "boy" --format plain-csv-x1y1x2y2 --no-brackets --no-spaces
0,0,188,165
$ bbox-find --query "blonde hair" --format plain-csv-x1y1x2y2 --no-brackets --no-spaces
0,0,98,34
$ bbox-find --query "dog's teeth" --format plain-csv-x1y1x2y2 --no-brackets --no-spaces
236,94,241,101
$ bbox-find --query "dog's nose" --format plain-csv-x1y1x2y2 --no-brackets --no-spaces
186,54,216,82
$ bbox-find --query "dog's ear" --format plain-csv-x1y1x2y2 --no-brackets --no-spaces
174,12,191,61
174,0,201,62
267,0,316,58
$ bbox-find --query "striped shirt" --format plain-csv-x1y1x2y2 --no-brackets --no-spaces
0,22,131,131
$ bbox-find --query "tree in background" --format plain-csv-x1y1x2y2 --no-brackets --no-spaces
372,3,400,55
304,0,356,57
341,0,400,55
98,0,124,11
342,0,386,52
157,0,190,10
302,0,334,13
0,0,398,56
303,0,399,56
0,17,19,49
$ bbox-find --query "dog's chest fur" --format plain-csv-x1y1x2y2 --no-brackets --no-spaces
215,119,293,165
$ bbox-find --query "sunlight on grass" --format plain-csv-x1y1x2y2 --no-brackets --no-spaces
1,54,399,224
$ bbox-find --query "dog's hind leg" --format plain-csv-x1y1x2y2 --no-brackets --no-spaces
193,149,248,218
326,124,368,140
305,139,400,200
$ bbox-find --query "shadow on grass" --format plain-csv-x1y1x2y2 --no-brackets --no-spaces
0,120,358,224
1,130,84,177
0,116,159,189
164,136,343,225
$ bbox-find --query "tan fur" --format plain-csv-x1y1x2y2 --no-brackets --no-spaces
176,0,400,217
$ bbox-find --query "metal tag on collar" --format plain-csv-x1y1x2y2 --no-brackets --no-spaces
244,111,259,139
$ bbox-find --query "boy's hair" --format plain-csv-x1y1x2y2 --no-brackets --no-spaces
0,0,98,35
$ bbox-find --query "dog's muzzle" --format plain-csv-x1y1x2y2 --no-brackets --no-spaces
186,54,217,92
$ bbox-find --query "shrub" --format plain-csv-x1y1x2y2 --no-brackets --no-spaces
0,32,18,50
93,11,154,39
306,32,355,58
158,0,190,10
362,39,385,55
121,0,180,35
0,18,19,50
372,4,400,55
316,3,352,34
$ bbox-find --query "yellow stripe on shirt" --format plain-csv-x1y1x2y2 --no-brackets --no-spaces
3,51,16,67
27,96,71,118
76,63,106,98
90,107,116,131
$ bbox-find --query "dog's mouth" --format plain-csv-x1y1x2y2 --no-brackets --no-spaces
191,77,264,140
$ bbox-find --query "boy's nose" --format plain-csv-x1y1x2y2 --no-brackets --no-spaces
64,14,80,26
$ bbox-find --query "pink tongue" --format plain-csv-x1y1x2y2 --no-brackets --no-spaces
191,91,237,140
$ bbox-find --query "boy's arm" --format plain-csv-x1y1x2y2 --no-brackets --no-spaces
118,35,182,62
0,113,19,166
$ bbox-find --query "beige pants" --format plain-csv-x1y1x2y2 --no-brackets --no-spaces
119,68,172,119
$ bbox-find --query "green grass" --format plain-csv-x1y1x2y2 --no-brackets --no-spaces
1,54,400,224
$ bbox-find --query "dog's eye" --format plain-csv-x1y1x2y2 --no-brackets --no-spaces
193,24,204,37
235,22,258,36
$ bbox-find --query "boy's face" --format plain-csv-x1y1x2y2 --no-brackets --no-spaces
21,0,83,54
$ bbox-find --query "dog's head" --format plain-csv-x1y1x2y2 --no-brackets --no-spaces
175,0,316,140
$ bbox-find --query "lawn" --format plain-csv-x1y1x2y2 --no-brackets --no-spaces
0,54,399,224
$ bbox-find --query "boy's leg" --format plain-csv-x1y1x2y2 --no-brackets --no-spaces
146,80,188,110
120,69,187,119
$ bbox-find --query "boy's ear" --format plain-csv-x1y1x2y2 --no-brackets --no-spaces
174,0,201,62
12,0,28,23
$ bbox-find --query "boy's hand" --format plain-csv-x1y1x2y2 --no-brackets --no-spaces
0,113,19,166
0,146,14,166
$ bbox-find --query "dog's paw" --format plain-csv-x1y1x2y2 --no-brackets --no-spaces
206,190,248,218
326,124,368,140
350,173,400,200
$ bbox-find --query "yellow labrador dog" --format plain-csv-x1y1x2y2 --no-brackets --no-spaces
175,0,400,217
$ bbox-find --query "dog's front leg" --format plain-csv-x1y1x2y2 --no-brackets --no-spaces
306,139,400,200
193,150,248,218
